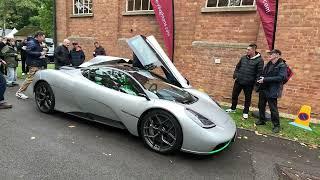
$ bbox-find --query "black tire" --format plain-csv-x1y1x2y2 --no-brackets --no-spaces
35,81,55,113
140,110,183,154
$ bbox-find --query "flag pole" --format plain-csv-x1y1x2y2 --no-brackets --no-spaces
271,0,279,50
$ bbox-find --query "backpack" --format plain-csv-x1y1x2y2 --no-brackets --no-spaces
283,61,293,84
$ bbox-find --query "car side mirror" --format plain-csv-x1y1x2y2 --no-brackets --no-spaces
138,93,150,101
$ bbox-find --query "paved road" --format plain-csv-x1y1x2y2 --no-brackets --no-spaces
0,86,319,180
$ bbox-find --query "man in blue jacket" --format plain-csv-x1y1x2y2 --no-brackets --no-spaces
16,32,46,99
256,49,287,133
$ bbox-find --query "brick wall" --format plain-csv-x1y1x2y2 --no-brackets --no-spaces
56,0,320,119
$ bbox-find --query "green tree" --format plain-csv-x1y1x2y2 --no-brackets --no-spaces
30,0,54,37
0,0,53,37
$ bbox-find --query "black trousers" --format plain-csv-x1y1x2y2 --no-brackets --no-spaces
0,63,7,75
231,81,254,114
258,91,280,127
21,57,29,73
0,72,6,102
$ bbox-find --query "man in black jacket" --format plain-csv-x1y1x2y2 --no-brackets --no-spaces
256,49,287,133
16,32,47,99
93,42,106,57
0,59,12,109
70,42,85,67
54,39,71,69
226,44,264,119
0,37,7,75
18,39,29,75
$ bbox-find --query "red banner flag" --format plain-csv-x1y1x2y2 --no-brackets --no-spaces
256,0,278,50
150,0,174,60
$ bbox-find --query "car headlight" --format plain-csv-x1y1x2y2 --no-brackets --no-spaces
186,108,216,129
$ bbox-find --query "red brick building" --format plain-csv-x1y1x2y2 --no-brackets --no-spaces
56,0,320,119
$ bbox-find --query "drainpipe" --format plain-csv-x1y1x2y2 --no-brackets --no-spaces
53,0,57,47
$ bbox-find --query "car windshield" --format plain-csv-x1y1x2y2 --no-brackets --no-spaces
128,70,197,104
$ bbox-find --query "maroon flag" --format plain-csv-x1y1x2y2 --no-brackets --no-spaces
150,0,174,60
256,0,278,50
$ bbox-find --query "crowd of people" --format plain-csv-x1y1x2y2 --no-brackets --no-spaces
0,31,107,108
0,32,287,133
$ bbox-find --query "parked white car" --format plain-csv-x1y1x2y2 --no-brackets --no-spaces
45,38,54,63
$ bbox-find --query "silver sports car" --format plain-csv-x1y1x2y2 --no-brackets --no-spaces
31,35,236,155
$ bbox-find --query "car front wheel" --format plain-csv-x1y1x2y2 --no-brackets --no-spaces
35,81,55,113
140,110,183,154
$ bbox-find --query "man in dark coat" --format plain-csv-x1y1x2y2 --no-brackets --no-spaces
70,42,85,67
0,37,7,75
18,39,29,75
256,49,287,133
93,41,106,57
16,32,47,99
226,44,264,119
0,59,12,109
54,39,71,69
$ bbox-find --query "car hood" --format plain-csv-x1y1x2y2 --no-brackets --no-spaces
79,56,130,68
185,98,234,128
127,35,191,89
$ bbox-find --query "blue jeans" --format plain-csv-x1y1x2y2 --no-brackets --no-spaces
6,67,17,84
0,72,6,102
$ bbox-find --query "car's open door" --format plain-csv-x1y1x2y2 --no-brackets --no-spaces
127,35,191,88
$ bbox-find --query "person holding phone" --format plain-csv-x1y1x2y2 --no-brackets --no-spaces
256,49,287,133
16,32,47,100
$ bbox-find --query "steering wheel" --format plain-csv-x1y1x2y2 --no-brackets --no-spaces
148,83,158,92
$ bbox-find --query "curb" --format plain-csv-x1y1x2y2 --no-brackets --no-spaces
219,102,320,124
237,127,319,149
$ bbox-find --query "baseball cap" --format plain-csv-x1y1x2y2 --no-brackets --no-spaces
267,49,282,55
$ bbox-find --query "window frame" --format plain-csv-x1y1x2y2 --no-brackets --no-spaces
83,67,146,96
72,0,93,16
202,0,256,12
123,0,155,16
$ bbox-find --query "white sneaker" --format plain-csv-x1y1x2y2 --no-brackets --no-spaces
16,92,29,99
226,109,236,113
243,114,248,119
22,73,25,76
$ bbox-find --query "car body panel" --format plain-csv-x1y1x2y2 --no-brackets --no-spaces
79,56,130,68
31,35,236,155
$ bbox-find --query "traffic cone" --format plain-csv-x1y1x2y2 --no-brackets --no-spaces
289,105,312,131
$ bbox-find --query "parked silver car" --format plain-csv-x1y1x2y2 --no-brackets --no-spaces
30,35,236,155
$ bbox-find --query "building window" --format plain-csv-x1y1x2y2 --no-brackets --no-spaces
73,0,93,15
126,0,153,12
206,0,255,8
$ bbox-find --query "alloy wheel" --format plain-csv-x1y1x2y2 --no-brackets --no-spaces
142,112,180,153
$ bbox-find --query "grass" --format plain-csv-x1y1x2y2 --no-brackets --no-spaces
223,106,320,146
16,63,55,79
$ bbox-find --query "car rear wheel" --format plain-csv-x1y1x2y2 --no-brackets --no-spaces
140,110,183,154
35,81,55,113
